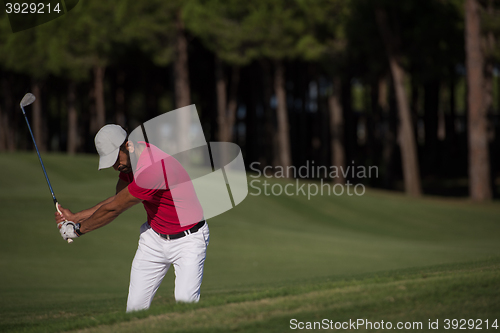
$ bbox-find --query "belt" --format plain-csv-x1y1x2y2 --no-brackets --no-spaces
153,221,205,240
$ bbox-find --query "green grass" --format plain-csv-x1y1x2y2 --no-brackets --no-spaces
0,152,499,332
77,258,500,333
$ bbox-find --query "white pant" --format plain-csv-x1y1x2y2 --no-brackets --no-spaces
126,221,209,312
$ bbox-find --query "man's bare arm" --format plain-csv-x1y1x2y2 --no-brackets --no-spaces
116,178,129,194
55,196,115,224
55,179,130,224
78,187,142,234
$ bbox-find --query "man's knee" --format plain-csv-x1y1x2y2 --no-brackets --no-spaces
126,299,151,312
126,293,151,312
126,304,149,313
175,289,200,303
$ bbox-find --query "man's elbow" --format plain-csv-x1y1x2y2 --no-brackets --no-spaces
101,202,121,216
110,199,140,216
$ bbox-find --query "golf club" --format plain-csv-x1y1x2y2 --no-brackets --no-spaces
20,93,73,244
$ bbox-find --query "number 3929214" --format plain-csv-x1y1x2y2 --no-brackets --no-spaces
5,2,61,14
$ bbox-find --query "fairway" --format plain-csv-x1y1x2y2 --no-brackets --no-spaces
1,153,499,332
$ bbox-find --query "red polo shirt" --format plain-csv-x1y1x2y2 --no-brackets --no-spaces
119,143,204,234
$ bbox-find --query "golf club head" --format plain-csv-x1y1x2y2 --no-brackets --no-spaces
20,93,36,108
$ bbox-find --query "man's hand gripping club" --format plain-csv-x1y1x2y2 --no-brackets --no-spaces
53,188,142,243
55,204,80,242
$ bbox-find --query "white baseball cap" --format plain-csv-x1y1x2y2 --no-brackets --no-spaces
95,124,127,170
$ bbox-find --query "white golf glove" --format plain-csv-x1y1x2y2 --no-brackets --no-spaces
58,221,80,241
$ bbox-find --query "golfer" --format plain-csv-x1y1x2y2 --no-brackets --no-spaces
55,124,209,312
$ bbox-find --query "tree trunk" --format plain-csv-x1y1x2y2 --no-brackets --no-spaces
424,80,440,147
174,9,191,158
379,75,389,112
375,7,422,196
274,60,291,170
226,65,240,142
485,63,494,142
329,76,345,184
437,96,446,141
174,10,191,108
423,79,440,175
410,77,420,144
89,83,96,137
0,104,5,151
31,82,46,152
91,65,106,134
0,75,14,151
261,59,276,166
215,56,227,141
369,76,382,173
484,0,495,142
2,76,16,151
67,81,79,154
0,102,10,151
465,0,492,201
145,77,159,122
215,58,240,143
447,72,457,144
115,70,126,127
383,75,397,188
246,65,258,164
341,73,355,166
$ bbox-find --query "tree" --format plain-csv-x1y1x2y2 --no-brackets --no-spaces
481,0,500,197
37,20,83,154
117,0,191,153
347,0,465,193
0,16,16,151
33,1,123,152
117,1,192,110
188,0,326,170
62,1,124,135
346,0,395,188
374,6,421,196
329,77,346,184
0,17,54,151
175,9,191,109
184,0,260,142
482,0,498,133
300,0,350,184
465,0,492,200
400,0,464,178
249,0,321,170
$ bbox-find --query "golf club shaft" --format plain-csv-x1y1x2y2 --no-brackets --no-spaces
21,107,58,205
21,95,72,244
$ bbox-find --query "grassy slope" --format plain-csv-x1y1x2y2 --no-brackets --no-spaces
0,153,499,332
78,258,500,333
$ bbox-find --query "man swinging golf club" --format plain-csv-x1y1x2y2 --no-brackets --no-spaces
55,124,209,312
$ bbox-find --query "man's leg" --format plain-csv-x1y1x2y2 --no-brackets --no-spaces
172,224,209,302
127,226,169,312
